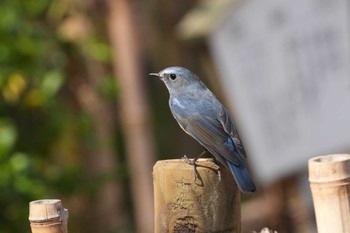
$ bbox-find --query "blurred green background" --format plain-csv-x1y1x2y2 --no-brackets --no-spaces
0,1,111,232
0,0,203,232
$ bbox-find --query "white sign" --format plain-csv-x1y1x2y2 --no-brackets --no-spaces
209,0,350,184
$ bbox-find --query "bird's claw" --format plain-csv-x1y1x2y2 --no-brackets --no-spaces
211,158,222,181
181,155,198,178
181,155,197,166
181,155,221,181
217,169,222,181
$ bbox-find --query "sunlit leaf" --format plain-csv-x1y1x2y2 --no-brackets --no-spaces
10,152,29,172
0,118,17,156
41,70,64,97
2,73,27,103
58,15,91,42
23,89,44,107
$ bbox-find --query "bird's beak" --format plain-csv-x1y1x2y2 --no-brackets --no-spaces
149,73,160,78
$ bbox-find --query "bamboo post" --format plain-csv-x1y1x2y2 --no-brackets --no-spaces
153,159,241,233
29,199,68,233
308,154,350,233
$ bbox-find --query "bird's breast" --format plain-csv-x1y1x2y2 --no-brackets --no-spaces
171,97,185,109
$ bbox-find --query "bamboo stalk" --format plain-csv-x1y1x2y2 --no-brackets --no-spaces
153,159,240,233
106,0,155,231
308,154,350,233
29,199,68,233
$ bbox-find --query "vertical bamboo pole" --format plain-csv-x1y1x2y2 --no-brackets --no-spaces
106,0,155,232
308,154,350,233
153,159,241,233
29,199,68,233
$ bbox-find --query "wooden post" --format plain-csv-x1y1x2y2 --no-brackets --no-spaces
153,159,241,233
308,154,350,233
29,199,68,233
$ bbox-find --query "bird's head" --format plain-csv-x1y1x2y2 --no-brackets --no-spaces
150,67,200,95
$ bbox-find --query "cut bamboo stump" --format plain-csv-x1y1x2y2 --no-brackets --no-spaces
309,154,350,233
153,159,240,233
29,199,68,233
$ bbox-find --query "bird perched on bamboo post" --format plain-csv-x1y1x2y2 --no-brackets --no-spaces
150,67,256,193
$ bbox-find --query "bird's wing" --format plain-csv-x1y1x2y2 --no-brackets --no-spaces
218,107,247,159
171,106,239,165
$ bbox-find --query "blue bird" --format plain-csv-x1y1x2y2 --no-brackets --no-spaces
150,66,256,193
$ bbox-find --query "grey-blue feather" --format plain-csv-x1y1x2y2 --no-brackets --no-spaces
151,66,256,193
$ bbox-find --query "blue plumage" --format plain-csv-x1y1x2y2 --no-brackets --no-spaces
226,137,256,192
150,66,256,193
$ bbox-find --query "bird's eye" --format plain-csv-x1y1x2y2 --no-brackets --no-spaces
170,73,177,80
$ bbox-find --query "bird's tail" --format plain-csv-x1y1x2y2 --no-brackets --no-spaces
227,159,256,193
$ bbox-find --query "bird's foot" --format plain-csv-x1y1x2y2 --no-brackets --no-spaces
217,168,222,181
181,155,197,166
211,158,222,181
181,155,198,178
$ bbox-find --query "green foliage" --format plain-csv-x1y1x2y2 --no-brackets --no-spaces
0,0,115,232
0,1,63,232
98,74,119,100
85,40,112,63
0,119,17,155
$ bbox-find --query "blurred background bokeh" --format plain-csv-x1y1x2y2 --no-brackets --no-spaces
1,0,350,232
